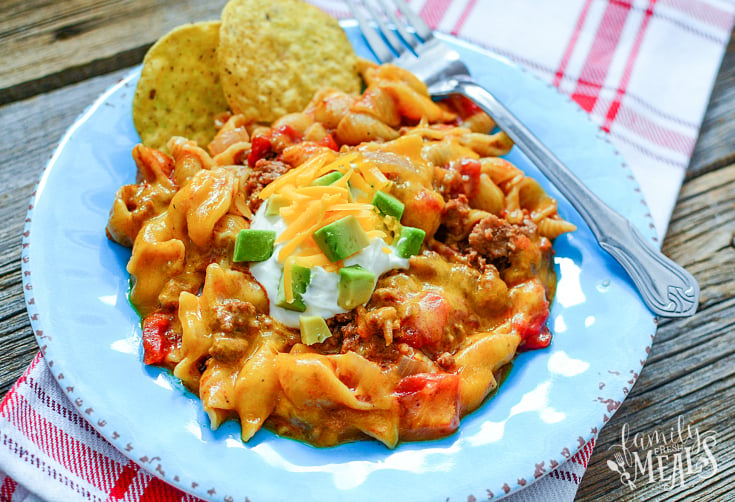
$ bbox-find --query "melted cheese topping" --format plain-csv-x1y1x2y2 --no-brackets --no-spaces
250,149,410,328
250,204,408,328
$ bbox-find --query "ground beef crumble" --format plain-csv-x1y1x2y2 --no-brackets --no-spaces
244,159,292,213
438,195,472,244
468,214,536,261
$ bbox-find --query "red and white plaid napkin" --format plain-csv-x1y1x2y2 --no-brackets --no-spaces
2,1,733,500
319,0,735,240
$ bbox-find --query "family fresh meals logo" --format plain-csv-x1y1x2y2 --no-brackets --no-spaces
605,416,718,491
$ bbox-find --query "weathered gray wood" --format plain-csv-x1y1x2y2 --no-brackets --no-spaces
0,70,129,395
575,163,735,501
688,31,735,176
0,0,228,104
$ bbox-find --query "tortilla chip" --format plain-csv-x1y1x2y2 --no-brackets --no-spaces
133,21,229,151
218,0,361,123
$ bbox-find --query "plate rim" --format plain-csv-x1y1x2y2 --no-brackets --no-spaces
19,26,658,501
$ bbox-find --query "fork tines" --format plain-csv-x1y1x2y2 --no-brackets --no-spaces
346,0,434,63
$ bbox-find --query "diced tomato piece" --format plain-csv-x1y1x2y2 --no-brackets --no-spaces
249,125,307,166
521,326,552,350
395,372,460,440
454,94,483,119
141,312,178,365
317,132,338,151
511,280,552,351
397,291,450,349
247,135,273,167
274,124,301,143
272,124,303,153
514,298,549,342
458,158,482,198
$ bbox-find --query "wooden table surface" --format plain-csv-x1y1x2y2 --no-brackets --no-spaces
0,2,733,501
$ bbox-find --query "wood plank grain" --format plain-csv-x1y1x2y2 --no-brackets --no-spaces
0,70,130,395
576,163,735,501
0,0,228,104
689,28,735,176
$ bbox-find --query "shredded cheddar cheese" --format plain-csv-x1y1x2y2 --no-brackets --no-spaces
257,151,332,200
259,149,401,302
294,253,334,270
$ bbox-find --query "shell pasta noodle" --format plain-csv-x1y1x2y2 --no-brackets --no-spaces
107,60,575,448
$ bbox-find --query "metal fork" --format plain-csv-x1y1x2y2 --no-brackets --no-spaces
347,0,699,318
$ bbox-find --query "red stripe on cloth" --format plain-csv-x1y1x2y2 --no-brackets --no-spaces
418,0,452,30
182,494,206,502
19,374,103,437
1,477,17,502
611,100,695,154
609,130,688,168
109,461,140,500
571,438,597,466
553,0,595,87
113,466,152,502
0,352,42,415
549,468,582,484
660,0,735,31
0,385,20,424
450,0,477,35
602,0,657,132
571,1,633,112
5,393,124,493
139,477,185,502
1,431,107,502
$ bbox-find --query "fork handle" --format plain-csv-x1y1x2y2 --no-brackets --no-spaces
431,76,699,318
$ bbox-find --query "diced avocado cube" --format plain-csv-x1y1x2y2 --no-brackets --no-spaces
233,229,276,262
338,265,376,310
395,226,425,258
265,194,290,216
311,171,343,186
276,264,311,312
312,215,370,262
371,190,404,220
299,316,332,345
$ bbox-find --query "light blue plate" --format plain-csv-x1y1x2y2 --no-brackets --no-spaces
22,23,657,501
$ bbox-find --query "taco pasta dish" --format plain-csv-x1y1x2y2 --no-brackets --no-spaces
107,57,575,448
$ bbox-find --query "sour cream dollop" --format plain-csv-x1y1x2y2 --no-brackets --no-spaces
249,203,409,328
